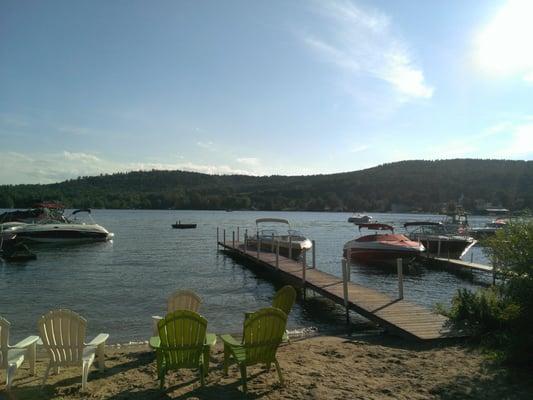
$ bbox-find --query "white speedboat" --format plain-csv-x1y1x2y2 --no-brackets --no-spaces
245,218,312,260
404,221,476,259
348,213,372,224
1,209,113,243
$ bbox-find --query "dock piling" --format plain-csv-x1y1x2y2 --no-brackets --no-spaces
217,227,219,248
302,250,307,298
437,240,441,258
237,227,240,242
271,233,274,252
223,229,226,246
397,258,404,300
342,258,350,324
232,231,235,248
275,240,279,269
244,232,248,252
312,240,316,269
289,236,293,259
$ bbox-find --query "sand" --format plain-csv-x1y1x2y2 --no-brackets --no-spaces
1,333,532,400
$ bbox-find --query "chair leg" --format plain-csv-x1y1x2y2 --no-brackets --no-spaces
274,358,284,386
28,342,36,375
97,343,106,372
223,345,230,375
199,366,205,386
203,347,210,377
6,362,17,390
239,365,248,394
42,361,52,388
81,360,90,392
159,371,166,390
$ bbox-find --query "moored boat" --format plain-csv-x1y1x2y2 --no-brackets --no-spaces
1,208,113,243
404,221,476,259
172,221,197,229
347,213,372,224
245,218,312,261
343,223,424,265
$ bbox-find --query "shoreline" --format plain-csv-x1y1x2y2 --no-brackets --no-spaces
3,333,532,400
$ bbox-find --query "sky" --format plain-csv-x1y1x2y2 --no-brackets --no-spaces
1,0,533,184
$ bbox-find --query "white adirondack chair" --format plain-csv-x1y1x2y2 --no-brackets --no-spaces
151,290,202,334
0,316,39,389
38,309,109,391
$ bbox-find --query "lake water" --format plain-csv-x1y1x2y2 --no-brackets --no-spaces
0,210,493,343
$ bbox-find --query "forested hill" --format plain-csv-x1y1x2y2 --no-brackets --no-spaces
1,159,532,212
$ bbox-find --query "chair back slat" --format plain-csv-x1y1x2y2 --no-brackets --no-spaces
39,309,86,366
0,317,10,368
167,290,201,313
272,285,296,316
243,307,287,365
158,310,206,369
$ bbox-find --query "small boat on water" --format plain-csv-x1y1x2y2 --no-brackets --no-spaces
343,223,424,265
245,218,312,261
404,221,476,259
347,213,372,224
172,221,197,229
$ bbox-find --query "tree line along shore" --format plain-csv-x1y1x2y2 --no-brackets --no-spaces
1,159,532,213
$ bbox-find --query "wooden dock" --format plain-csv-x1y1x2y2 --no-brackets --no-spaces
218,239,459,341
430,257,493,273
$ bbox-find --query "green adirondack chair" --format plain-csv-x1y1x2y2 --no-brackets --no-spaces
149,310,216,388
221,307,288,393
272,285,296,316
245,285,296,342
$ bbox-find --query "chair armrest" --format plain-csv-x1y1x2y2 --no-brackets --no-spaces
149,336,161,349
87,333,109,347
205,333,217,347
13,335,40,349
220,334,240,347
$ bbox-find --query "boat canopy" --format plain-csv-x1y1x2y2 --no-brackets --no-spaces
255,218,290,225
404,221,442,228
358,223,394,232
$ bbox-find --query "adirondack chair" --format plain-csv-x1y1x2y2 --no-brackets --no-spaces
151,290,202,335
38,309,109,391
149,310,216,388
221,307,288,393
244,285,296,342
0,316,39,389
272,285,297,316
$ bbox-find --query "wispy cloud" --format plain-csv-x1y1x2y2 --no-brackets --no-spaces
0,151,255,184
236,157,260,166
349,144,370,153
196,141,215,150
301,0,433,100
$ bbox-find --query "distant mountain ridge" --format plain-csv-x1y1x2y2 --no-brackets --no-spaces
1,159,532,212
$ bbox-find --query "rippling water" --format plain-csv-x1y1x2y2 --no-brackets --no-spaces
0,210,493,343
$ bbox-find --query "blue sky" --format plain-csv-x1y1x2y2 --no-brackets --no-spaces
1,0,532,184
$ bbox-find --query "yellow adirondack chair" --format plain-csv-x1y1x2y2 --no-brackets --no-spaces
221,307,288,393
0,316,39,389
151,290,202,335
38,309,109,391
149,310,216,388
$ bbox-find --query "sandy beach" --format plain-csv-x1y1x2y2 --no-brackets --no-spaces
2,333,532,400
